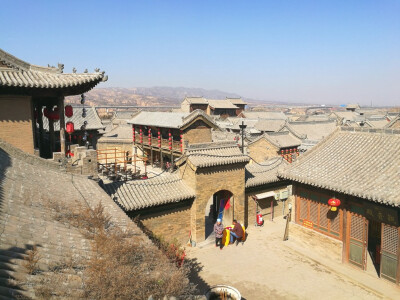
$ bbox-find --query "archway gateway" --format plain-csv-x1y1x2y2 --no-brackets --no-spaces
205,190,234,240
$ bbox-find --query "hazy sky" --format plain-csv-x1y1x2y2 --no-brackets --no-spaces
1,0,399,105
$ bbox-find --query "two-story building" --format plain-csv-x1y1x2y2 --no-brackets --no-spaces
128,109,219,168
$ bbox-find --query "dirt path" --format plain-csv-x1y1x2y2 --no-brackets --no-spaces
187,219,399,300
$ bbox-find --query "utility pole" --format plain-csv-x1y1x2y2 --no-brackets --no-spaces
239,121,247,154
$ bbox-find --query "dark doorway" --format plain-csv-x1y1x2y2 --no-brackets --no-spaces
204,190,233,240
367,220,381,276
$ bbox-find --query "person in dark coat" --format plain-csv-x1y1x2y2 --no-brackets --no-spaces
214,218,224,249
229,219,244,245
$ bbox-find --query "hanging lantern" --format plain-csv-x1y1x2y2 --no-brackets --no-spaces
51,107,60,120
66,122,74,134
65,105,73,118
328,198,341,211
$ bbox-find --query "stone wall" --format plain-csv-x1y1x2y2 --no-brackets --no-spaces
0,95,34,154
53,145,98,178
130,201,193,245
247,138,279,163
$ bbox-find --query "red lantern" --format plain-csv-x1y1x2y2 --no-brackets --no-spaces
328,198,341,211
65,105,73,118
66,122,74,134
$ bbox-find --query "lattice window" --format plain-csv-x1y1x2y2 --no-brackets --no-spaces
309,201,318,224
350,214,364,241
382,225,398,255
300,199,308,220
330,213,340,233
319,205,329,228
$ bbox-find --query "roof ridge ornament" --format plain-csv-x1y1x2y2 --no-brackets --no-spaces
72,67,77,73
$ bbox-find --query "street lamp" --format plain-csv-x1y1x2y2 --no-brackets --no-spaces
238,121,247,154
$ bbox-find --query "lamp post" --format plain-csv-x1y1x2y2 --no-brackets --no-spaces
238,121,247,154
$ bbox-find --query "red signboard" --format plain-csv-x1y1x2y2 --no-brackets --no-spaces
303,220,313,229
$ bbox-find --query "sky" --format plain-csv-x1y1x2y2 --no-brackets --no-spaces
1,0,399,106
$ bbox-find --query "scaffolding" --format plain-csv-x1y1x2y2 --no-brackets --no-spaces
97,148,148,181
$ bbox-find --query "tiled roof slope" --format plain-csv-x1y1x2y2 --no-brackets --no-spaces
0,48,106,92
42,106,105,131
254,119,286,132
282,120,337,141
184,97,208,104
207,99,238,109
128,109,218,130
279,127,400,207
246,157,288,188
102,174,196,211
182,141,250,168
227,98,247,105
101,124,132,140
249,132,301,149
240,111,287,120
0,139,151,298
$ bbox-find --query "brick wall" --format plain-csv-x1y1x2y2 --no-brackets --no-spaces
247,138,279,163
245,185,292,227
130,201,193,245
191,164,246,242
0,96,34,154
183,121,212,145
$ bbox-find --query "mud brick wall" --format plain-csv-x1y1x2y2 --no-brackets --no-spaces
0,95,34,154
247,138,279,163
131,201,193,245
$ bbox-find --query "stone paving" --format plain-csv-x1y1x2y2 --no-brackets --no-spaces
187,217,400,300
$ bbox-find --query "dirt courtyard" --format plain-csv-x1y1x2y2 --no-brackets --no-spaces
186,218,400,300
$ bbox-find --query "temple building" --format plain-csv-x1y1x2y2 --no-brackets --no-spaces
0,48,107,158
279,127,400,285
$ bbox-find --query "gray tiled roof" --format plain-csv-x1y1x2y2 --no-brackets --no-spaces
227,98,247,105
279,127,400,207
346,104,360,109
102,124,132,139
184,96,208,104
0,48,106,90
246,157,288,188
182,141,250,168
0,139,152,297
385,114,400,128
281,120,337,141
102,174,195,211
207,99,238,109
128,111,189,128
254,119,286,132
42,106,105,131
249,132,301,149
241,111,287,120
127,109,218,130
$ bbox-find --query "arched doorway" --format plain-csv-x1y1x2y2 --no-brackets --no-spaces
204,190,234,240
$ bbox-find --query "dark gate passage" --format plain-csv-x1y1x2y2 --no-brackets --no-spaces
367,220,382,275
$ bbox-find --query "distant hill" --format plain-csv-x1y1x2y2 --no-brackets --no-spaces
66,86,243,107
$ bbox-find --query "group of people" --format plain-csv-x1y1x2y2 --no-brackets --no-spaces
213,218,244,249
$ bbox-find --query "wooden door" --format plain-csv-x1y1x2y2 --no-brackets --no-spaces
380,224,398,283
348,213,368,270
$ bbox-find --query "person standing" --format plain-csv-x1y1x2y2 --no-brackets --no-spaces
229,219,244,245
214,219,224,249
